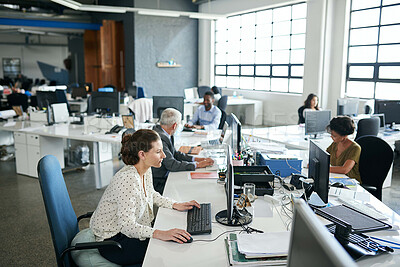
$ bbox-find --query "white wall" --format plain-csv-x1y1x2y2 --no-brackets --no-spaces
0,34,68,81
199,0,350,126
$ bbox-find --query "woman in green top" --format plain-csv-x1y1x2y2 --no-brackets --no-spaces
326,116,361,183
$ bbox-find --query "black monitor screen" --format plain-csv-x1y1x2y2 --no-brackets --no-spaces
36,91,57,109
90,91,120,115
287,199,357,267
305,110,331,136
308,140,330,204
337,98,359,116
71,87,87,99
372,113,385,129
152,96,184,119
231,113,241,154
374,99,400,125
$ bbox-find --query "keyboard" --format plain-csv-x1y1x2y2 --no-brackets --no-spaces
337,197,388,220
187,203,212,235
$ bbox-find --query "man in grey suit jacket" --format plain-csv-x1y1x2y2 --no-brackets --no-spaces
152,108,214,194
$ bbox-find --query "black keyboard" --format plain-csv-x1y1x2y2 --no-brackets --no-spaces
187,203,212,235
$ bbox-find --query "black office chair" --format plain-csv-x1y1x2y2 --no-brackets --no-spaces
356,136,394,201
218,109,227,130
37,155,122,267
355,117,380,141
7,93,29,111
297,106,306,124
197,86,210,98
217,95,228,112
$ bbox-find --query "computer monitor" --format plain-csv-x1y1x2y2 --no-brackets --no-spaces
305,110,331,138
308,140,330,205
55,89,70,114
287,199,357,267
152,96,184,119
230,113,242,154
372,113,385,130
98,87,114,92
89,91,120,115
71,87,87,99
337,98,360,117
36,91,57,110
374,99,400,125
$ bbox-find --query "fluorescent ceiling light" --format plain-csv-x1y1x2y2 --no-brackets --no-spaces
138,10,180,18
188,13,225,20
79,5,127,13
51,0,81,10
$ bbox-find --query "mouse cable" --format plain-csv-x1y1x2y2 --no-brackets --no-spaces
193,230,242,243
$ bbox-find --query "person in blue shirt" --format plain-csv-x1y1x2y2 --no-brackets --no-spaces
185,91,222,131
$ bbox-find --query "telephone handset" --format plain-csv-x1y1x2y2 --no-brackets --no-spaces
106,125,124,134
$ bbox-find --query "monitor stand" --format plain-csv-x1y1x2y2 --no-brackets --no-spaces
307,192,327,208
308,134,323,139
215,206,252,226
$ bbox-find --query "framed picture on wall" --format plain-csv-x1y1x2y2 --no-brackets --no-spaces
2,58,21,78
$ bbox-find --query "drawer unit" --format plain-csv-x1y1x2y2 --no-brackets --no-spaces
26,134,40,146
14,132,27,144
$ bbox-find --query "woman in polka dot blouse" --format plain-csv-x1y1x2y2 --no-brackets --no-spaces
90,129,200,265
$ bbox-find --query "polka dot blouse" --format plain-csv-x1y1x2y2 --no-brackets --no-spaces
90,165,176,241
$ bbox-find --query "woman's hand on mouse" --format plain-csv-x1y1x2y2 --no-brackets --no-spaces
173,200,201,211
153,228,191,243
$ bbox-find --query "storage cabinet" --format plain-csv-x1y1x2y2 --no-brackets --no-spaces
14,132,64,178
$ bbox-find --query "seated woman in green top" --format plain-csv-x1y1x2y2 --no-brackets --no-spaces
326,116,361,183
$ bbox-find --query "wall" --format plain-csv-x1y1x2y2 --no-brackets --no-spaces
199,0,350,126
0,34,68,81
134,0,198,97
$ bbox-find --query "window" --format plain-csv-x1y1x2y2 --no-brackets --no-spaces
346,0,400,100
214,2,307,93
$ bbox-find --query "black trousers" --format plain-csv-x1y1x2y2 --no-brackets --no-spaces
99,233,149,265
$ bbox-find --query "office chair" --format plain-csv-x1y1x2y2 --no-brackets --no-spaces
218,109,227,130
197,86,210,98
297,106,306,124
217,95,228,112
355,117,380,141
7,93,29,112
356,136,394,201
37,155,122,267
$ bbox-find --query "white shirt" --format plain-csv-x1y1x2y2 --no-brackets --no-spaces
90,165,176,241
188,105,222,131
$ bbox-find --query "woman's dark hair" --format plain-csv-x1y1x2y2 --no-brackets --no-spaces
304,93,319,110
211,86,220,94
120,129,160,165
326,116,355,136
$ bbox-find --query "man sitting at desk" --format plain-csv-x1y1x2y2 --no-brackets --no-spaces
184,91,222,130
152,108,214,194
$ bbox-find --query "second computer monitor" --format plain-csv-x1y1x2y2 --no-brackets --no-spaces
308,140,330,204
374,99,400,125
230,113,242,154
89,91,120,115
152,96,184,119
305,110,331,138
337,98,359,117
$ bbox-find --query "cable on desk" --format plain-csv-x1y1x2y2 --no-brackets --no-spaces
285,157,302,174
193,230,241,243
370,237,400,249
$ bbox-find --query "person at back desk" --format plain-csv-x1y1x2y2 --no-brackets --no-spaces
152,108,214,194
298,93,320,124
326,116,361,183
185,91,221,130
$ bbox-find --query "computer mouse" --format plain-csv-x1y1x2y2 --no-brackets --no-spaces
331,182,345,188
184,236,193,243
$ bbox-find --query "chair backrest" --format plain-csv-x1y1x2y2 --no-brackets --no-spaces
297,106,306,124
218,109,227,129
356,136,393,200
355,117,380,141
197,86,210,98
217,95,228,112
7,93,29,111
136,87,145,99
37,155,79,267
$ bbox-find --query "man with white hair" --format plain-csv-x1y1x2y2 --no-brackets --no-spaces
152,108,214,194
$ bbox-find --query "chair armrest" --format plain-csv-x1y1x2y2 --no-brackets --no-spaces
361,184,377,192
77,212,94,222
60,240,121,263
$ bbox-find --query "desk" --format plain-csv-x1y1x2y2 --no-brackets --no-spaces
242,125,400,188
143,148,400,266
184,97,263,126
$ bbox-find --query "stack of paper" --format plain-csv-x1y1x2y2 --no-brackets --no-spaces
225,233,288,266
237,232,291,258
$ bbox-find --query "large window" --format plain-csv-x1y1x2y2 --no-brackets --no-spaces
214,3,307,93
346,0,400,100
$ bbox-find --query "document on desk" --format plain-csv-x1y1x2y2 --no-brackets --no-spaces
190,172,219,179
236,232,290,258
178,146,202,155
